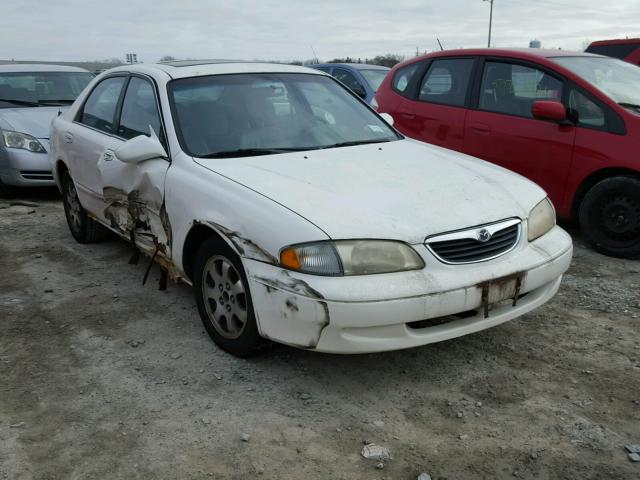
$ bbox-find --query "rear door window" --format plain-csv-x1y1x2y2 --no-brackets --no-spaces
333,68,365,94
418,58,474,107
79,77,126,134
479,61,563,118
117,77,162,140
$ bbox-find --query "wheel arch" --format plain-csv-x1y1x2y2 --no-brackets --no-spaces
571,167,640,220
181,223,241,283
54,158,70,191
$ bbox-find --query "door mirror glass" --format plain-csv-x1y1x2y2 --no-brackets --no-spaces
531,100,567,122
115,131,167,164
379,112,394,126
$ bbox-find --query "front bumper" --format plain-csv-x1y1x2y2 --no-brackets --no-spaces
243,226,573,354
0,141,55,187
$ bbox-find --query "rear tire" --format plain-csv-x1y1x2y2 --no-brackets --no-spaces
578,176,640,258
61,171,106,243
193,237,264,357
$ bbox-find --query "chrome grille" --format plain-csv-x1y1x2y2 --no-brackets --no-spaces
20,170,54,181
425,218,521,264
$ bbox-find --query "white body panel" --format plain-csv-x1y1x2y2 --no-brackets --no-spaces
48,61,573,354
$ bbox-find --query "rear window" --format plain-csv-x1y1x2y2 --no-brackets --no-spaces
392,63,419,95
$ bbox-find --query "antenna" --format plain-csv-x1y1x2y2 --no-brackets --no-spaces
310,45,319,63
437,38,444,51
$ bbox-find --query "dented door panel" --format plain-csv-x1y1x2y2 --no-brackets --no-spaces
99,154,171,255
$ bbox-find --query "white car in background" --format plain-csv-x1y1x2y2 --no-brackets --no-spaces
49,61,573,356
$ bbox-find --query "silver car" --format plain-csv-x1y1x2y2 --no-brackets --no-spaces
0,64,93,196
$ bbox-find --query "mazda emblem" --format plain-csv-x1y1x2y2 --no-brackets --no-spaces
477,228,492,243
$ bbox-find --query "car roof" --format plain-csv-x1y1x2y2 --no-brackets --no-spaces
105,61,327,80
589,38,640,47
403,48,602,65
0,63,91,73
309,63,390,71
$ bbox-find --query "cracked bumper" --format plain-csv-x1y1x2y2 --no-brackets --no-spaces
244,226,573,354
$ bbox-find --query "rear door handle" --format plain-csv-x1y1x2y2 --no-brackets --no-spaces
63,132,73,143
469,123,492,134
399,112,415,119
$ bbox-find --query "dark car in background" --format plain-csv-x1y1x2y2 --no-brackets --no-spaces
586,39,640,66
308,63,389,104
0,64,93,196
375,48,640,258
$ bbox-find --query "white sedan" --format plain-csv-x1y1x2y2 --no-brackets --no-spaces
49,61,573,356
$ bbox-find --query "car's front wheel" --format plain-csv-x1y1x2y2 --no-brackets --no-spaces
193,237,264,357
579,176,640,258
61,171,106,243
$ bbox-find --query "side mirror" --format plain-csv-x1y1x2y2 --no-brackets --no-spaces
379,112,394,126
115,134,167,164
532,100,567,123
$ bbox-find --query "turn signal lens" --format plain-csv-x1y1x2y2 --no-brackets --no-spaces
280,248,301,270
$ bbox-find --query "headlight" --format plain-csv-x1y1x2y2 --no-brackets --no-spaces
280,240,425,276
1,130,46,153
528,197,555,241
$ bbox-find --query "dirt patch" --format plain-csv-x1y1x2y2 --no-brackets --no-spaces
1,195,639,480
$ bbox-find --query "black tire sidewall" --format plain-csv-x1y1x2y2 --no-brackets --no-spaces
61,171,90,243
579,176,640,258
193,237,263,357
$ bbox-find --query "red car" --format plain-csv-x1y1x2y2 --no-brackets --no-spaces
375,48,640,258
586,39,640,66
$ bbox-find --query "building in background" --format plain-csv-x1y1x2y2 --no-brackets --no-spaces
529,39,541,49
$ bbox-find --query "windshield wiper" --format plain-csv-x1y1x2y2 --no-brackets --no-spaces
318,138,393,150
618,102,640,110
0,98,40,107
200,147,310,158
37,99,75,106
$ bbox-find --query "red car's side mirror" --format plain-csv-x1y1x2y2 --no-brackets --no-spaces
532,100,567,123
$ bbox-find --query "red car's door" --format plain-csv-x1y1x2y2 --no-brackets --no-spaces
463,59,576,207
395,58,475,151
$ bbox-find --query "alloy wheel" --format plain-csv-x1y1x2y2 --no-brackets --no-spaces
201,255,248,339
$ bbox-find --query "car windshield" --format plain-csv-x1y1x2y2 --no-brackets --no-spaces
0,71,93,108
551,56,640,107
169,73,400,158
359,69,389,92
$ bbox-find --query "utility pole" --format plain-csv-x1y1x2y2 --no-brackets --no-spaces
483,0,494,48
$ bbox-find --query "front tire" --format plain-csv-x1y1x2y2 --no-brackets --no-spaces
193,237,264,357
0,178,14,198
61,171,106,243
579,176,640,258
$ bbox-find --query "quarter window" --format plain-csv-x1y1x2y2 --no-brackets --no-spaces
118,77,162,140
479,61,563,118
79,77,126,133
568,89,606,128
418,58,474,107
392,63,419,94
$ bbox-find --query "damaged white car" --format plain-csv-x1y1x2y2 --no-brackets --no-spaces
49,61,573,356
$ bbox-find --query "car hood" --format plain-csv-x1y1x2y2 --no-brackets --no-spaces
0,106,67,139
194,139,547,243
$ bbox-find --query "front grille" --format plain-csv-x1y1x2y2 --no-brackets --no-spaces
20,170,53,181
425,218,520,264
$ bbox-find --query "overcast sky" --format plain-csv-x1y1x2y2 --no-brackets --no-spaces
1,0,638,63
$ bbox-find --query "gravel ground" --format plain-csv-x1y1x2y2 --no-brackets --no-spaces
1,190,639,480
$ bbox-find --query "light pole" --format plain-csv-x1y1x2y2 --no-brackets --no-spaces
483,0,494,48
